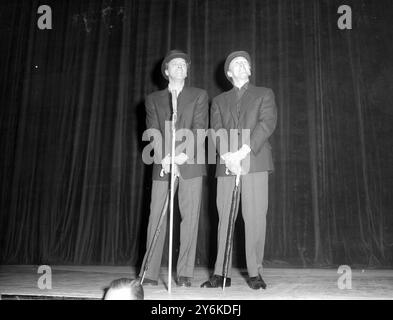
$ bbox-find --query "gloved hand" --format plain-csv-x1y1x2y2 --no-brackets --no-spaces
174,153,188,165
161,154,180,177
221,152,241,175
161,154,171,174
226,158,242,175
221,144,251,175
233,144,251,161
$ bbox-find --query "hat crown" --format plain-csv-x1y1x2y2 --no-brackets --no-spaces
165,49,186,58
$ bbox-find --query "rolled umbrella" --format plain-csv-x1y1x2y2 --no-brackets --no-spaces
140,191,169,284
222,174,241,290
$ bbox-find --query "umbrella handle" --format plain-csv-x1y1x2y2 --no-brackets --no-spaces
225,167,241,186
235,174,240,187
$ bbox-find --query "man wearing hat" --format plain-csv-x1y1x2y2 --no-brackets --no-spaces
139,50,208,287
201,51,277,290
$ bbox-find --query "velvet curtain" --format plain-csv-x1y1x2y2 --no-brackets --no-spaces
1,0,392,267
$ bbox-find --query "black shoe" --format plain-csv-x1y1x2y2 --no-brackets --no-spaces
140,277,158,286
247,275,267,290
177,276,192,287
200,275,231,288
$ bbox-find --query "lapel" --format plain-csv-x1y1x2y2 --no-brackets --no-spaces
156,87,191,126
176,87,188,122
227,84,256,124
178,87,197,125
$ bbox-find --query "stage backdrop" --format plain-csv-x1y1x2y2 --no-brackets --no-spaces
1,0,392,268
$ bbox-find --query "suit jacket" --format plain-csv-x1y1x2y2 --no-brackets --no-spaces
145,86,208,181
210,83,277,177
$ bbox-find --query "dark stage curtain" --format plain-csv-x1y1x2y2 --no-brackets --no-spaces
1,0,392,267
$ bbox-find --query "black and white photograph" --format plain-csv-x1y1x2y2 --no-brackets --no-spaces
0,0,392,308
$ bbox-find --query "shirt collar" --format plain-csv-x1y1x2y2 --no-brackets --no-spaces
167,83,184,97
234,81,249,91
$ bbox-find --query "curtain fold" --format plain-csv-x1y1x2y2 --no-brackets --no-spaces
1,0,392,267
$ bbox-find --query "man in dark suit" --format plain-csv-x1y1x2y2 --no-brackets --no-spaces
139,50,208,287
201,51,277,290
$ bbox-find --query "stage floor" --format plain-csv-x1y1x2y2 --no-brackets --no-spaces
0,265,392,300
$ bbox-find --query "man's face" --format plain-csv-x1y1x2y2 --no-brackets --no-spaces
165,58,188,81
227,57,251,81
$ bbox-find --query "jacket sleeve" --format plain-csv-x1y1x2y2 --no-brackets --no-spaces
145,95,162,160
250,88,277,154
145,95,159,130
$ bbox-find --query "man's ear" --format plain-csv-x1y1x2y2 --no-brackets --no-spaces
165,69,169,77
227,70,233,79
245,62,251,76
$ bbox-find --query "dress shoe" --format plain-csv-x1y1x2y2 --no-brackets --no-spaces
140,277,158,286
177,276,192,287
247,275,267,290
200,275,231,288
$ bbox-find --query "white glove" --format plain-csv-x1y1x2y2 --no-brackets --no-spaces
221,152,241,175
227,159,242,176
174,153,188,165
221,144,251,176
160,154,180,177
233,144,251,160
161,154,171,174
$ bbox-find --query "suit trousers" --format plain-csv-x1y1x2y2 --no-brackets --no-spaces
214,171,268,278
139,176,202,281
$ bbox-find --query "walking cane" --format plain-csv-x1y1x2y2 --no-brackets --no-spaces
222,172,241,291
140,190,169,284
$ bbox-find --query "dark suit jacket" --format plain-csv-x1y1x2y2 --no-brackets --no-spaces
145,87,208,181
210,84,277,177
